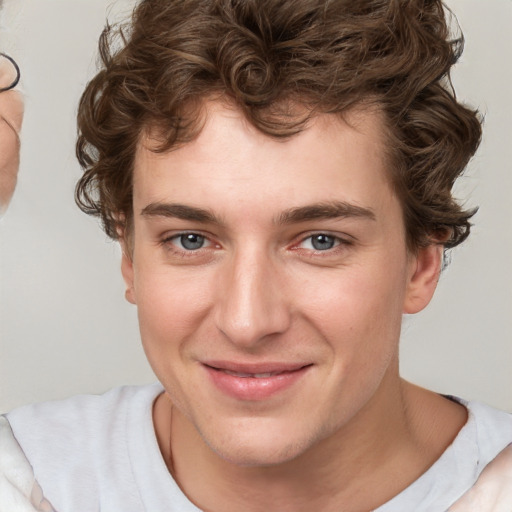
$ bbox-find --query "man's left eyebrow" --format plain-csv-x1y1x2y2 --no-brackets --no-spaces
276,201,376,225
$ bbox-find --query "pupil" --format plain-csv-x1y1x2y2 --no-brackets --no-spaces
181,234,204,250
312,234,335,250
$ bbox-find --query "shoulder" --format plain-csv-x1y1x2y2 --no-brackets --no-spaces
6,383,163,456
4,384,163,510
447,399,512,511
448,443,512,511
7,384,162,439
462,399,512,469
375,398,512,512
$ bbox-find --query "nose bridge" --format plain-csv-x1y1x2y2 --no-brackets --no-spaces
215,243,290,347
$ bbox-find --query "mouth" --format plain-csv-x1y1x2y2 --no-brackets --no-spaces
219,369,293,378
202,362,312,401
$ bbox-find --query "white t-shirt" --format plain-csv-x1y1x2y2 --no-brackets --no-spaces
2,384,512,512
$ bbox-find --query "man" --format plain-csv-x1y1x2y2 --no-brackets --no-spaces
1,0,511,510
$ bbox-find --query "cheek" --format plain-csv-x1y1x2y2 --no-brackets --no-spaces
134,266,213,354
294,266,406,429
296,260,407,368
134,268,213,412
301,262,406,327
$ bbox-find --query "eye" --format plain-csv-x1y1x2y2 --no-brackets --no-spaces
300,234,340,251
172,233,209,251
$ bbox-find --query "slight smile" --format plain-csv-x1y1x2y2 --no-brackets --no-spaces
202,361,313,401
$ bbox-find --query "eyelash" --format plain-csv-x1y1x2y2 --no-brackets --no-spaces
160,231,353,257
161,232,215,257
292,232,353,257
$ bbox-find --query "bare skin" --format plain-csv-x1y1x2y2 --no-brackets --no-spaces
0,54,23,212
448,444,512,511
154,377,466,511
123,102,468,512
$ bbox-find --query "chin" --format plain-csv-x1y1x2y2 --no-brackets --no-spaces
216,440,305,468
201,418,318,468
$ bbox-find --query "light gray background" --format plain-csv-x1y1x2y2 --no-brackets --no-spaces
0,0,510,413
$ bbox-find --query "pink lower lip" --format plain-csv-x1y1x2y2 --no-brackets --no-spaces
203,364,311,401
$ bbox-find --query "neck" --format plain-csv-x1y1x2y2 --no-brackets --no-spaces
153,370,467,512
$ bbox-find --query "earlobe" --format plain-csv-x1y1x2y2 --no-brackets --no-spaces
120,243,137,305
403,244,443,314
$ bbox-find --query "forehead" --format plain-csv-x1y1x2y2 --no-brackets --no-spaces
132,103,393,220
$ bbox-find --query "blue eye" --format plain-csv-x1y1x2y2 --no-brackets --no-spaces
311,234,336,250
177,233,207,250
301,234,339,251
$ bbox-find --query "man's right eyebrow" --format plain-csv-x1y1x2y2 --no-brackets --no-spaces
140,202,222,224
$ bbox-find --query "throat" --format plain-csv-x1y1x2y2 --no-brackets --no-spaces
152,382,468,512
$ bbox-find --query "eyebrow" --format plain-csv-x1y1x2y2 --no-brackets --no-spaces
276,201,376,225
141,202,222,224
140,200,375,225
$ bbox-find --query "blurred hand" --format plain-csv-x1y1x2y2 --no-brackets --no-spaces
0,417,56,512
448,444,512,512
0,53,24,214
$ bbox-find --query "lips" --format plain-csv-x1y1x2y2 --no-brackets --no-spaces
202,361,311,401
221,369,286,378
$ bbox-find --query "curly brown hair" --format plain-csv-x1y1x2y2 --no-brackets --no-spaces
76,0,481,250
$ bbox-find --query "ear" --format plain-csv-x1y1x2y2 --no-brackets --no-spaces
403,244,443,314
120,241,137,305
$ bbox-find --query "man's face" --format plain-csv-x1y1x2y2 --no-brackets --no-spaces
123,102,439,466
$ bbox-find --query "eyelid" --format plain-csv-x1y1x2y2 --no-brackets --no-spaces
161,230,219,252
290,231,355,256
295,230,352,244
159,229,353,254
298,234,340,250
162,229,210,242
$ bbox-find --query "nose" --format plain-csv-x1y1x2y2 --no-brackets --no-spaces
214,247,291,349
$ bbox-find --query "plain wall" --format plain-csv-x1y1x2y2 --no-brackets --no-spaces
0,0,510,413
